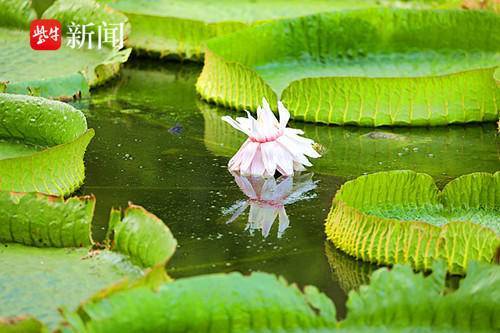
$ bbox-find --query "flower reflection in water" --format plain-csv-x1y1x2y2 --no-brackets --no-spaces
224,173,318,238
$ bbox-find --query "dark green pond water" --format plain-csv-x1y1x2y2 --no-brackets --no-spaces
77,60,499,318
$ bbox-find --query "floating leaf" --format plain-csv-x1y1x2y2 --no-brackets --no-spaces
0,93,94,196
0,0,130,99
339,262,500,332
325,170,500,274
197,9,500,126
57,260,499,332
61,269,337,332
0,191,176,329
0,316,45,333
107,204,178,268
100,0,392,61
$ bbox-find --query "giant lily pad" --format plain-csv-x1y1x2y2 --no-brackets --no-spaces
60,268,337,332
0,191,176,329
201,102,500,182
0,0,130,99
0,93,94,196
99,0,392,61
44,261,499,332
325,170,499,274
196,8,500,126
338,261,500,332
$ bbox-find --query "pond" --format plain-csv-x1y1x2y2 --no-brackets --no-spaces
77,59,499,319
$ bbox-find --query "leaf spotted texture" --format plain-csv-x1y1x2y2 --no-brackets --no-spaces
325,170,500,274
0,93,94,196
196,9,500,126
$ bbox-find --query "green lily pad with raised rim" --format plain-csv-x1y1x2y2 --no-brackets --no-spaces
0,191,176,329
325,170,499,274
99,0,392,61
338,262,500,332
0,0,131,99
0,93,93,196
61,267,338,333
53,261,499,333
200,102,500,181
196,8,500,126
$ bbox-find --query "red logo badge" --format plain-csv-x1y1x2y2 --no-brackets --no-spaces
30,19,61,50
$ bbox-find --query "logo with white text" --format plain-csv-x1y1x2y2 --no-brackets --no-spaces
30,20,125,51
30,19,61,50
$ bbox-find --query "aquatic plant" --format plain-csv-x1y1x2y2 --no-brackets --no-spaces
0,191,176,328
0,0,130,99
5,260,497,332
325,170,500,274
197,8,500,126
98,0,387,61
0,93,93,195
222,98,320,177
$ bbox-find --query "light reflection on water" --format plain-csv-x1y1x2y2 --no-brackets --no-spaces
224,173,318,238
77,59,499,319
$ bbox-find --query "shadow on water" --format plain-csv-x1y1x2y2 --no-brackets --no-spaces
76,59,498,319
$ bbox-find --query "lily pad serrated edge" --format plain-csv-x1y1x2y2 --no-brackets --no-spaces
325,170,500,274
196,8,500,126
106,203,178,269
0,192,178,331
0,191,95,248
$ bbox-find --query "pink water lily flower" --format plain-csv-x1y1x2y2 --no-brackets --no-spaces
221,98,321,177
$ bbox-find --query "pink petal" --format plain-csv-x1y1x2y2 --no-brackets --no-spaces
278,101,290,129
228,139,252,170
276,136,311,166
261,142,277,176
274,144,294,176
249,147,266,176
239,141,259,174
221,116,251,136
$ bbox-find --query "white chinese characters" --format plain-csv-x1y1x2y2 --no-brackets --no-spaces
66,22,124,49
